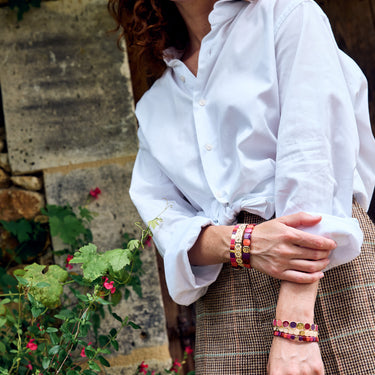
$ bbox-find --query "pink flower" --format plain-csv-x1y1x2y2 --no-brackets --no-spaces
80,342,92,358
173,360,181,368
80,347,86,358
138,361,149,374
144,235,152,247
26,362,33,370
103,277,116,294
89,187,101,199
26,339,38,351
65,255,74,270
185,346,193,355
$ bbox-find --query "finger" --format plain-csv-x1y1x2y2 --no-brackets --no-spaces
281,270,324,284
292,247,331,260
289,258,330,273
277,212,322,228
287,228,336,250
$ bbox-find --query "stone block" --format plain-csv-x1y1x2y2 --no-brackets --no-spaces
0,153,10,173
0,0,137,174
43,161,170,373
0,188,45,221
11,176,43,191
0,169,10,188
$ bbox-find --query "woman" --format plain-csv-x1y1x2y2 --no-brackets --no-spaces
109,0,375,374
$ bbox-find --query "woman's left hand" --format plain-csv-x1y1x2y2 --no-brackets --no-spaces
267,337,324,375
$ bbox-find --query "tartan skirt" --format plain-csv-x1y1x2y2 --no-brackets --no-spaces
195,200,375,374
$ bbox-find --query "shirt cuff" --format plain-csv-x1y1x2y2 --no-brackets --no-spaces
302,213,363,271
163,216,223,306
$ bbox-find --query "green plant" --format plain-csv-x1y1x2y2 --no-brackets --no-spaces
0,215,157,374
0,188,166,374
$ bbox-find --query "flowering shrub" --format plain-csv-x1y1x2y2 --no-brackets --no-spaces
0,189,164,374
137,347,195,375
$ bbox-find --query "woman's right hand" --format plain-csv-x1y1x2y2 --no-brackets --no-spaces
250,212,336,283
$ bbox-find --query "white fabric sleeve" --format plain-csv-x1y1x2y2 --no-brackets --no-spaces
129,128,222,305
274,1,364,270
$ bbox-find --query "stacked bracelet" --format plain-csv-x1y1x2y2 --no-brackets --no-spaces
229,224,256,269
272,319,319,342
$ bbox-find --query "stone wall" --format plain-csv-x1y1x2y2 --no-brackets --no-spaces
0,1,171,373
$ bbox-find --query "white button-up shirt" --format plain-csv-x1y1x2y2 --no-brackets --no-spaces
130,0,375,305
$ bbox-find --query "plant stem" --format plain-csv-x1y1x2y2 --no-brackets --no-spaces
54,300,95,374
0,292,20,297
8,287,23,375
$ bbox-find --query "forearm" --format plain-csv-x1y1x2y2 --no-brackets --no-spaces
188,225,234,266
276,280,319,322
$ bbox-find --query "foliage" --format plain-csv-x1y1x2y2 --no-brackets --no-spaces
7,0,41,21
0,216,155,374
0,189,165,374
41,204,94,256
0,218,48,267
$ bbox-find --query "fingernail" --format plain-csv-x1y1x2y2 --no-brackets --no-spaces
319,272,324,278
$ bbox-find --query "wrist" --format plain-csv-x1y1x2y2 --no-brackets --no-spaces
275,281,319,321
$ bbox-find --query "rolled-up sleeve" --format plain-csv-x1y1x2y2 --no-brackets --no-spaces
129,128,222,305
274,1,365,269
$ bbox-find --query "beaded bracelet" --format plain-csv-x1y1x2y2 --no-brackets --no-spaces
273,330,319,342
229,224,256,269
272,319,318,332
272,319,319,342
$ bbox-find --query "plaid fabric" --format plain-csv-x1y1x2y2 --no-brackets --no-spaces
195,200,375,374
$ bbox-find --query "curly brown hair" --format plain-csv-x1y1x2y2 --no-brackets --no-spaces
108,0,188,76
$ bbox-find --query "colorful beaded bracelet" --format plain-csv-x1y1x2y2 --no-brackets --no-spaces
273,330,319,342
272,319,318,332
273,326,319,338
229,224,256,269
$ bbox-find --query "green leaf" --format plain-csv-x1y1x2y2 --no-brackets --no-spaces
83,370,97,375
111,339,119,351
23,264,68,308
31,306,44,318
0,318,6,328
127,240,140,251
79,207,94,222
109,328,117,337
89,361,101,371
54,309,74,321
48,345,60,355
50,332,59,345
111,312,123,323
14,276,28,286
0,219,32,243
70,244,108,281
46,327,58,333
98,356,110,367
0,298,10,305
102,248,131,272
35,282,50,288
85,347,96,359
42,357,51,369
128,321,141,330
0,341,6,353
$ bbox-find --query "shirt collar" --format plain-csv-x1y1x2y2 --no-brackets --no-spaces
163,0,253,67
209,0,252,27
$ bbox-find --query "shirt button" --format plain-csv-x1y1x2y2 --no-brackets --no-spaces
180,75,185,83
199,99,206,106
205,144,213,151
